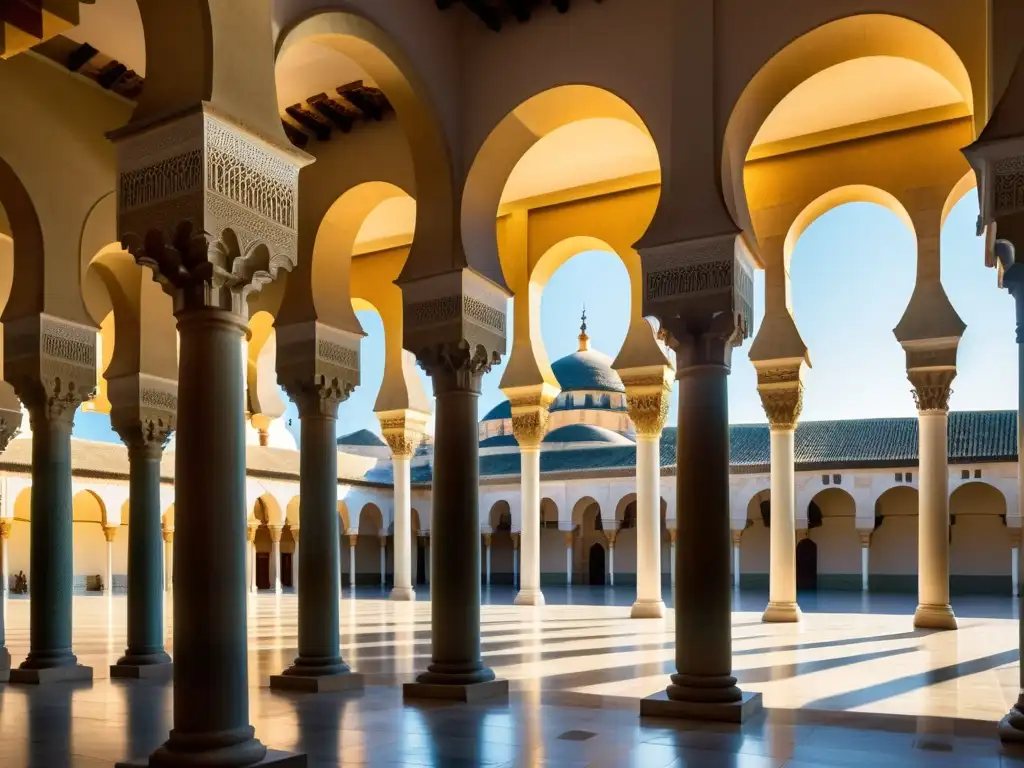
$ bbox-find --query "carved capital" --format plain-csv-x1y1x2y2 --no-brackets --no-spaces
0,519,12,539
503,383,558,448
1009,528,1022,549
246,525,258,543
731,529,743,547
104,526,119,544
563,531,574,547
110,106,312,316
668,528,677,544
858,530,873,547
269,525,284,543
277,321,360,418
402,268,507,378
511,532,520,550
620,367,673,437
109,373,177,458
163,530,174,544
640,232,754,348
419,343,496,396
379,536,387,549
756,363,804,430
909,368,955,412
604,530,617,546
5,313,97,426
483,532,492,547
378,408,430,459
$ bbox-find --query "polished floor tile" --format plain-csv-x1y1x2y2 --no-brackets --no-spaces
1,588,1023,766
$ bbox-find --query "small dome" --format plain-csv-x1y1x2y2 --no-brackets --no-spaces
543,424,634,445
551,349,625,394
337,429,387,448
481,401,511,422
480,433,519,448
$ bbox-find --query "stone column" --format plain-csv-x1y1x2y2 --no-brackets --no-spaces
0,419,21,681
109,100,310,766
605,530,617,587
111,407,174,679
379,536,387,587
269,525,284,594
638,231,761,722
563,531,573,586
669,528,677,589
1011,529,1021,598
421,533,430,585
859,530,872,592
103,527,118,596
163,530,173,593
291,528,299,593
347,534,357,591
6,314,96,685
511,532,520,588
505,387,556,607
271,350,362,692
622,369,672,618
756,363,804,623
247,526,258,594
731,530,742,589
483,534,492,586
910,370,957,630
0,519,10,595
380,410,428,601
403,333,508,703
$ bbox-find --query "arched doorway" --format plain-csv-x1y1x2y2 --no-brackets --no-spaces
588,543,606,586
796,538,818,591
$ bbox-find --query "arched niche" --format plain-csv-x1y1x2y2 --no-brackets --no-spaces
870,485,919,592
806,487,860,587
950,481,1011,594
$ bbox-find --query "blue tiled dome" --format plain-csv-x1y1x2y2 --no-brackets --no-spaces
551,349,624,394
481,401,512,421
543,424,634,445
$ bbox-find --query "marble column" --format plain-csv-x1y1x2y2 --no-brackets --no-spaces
859,530,872,592
669,528,677,589
404,345,507,702
348,534,357,591
511,532,520,588
380,410,428,601
1011,530,1020,598
103,527,117,596
731,530,742,589
910,370,957,630
515,445,544,605
640,324,762,722
757,364,804,623
563,531,573,585
112,416,173,679
247,527,258,594
0,519,10,595
605,531,617,586
379,537,387,587
0,420,20,681
291,528,299,593
7,316,96,684
422,534,430,585
271,371,361,693
163,530,173,593
622,372,672,618
269,525,284,594
483,534,492,586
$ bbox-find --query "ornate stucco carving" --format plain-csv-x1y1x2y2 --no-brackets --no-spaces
276,322,360,419
755,363,804,431
0,519,12,539
109,373,177,457
4,314,97,424
909,368,955,413
104,526,119,543
503,383,559,449
639,233,755,346
378,408,430,459
619,368,673,438
110,106,311,316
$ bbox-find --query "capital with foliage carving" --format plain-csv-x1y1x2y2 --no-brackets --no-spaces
755,360,805,431
858,530,873,548
620,366,673,438
0,519,12,539
109,373,177,459
378,408,430,459
909,368,955,413
277,321,360,419
502,382,559,449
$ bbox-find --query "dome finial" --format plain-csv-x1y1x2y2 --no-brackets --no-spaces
578,305,590,352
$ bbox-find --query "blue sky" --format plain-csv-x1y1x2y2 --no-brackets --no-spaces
74,192,1018,445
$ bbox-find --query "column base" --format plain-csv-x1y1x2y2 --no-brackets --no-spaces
270,671,364,693
117,749,306,768
762,601,802,623
110,662,173,680
390,586,416,601
10,664,93,685
403,677,509,703
913,603,957,630
640,690,763,724
630,599,665,619
514,588,545,607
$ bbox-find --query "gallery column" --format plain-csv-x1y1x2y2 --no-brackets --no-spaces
248,523,258,594
6,314,97,684
103,527,117,596
111,397,175,679
605,530,617,586
347,534,357,590
859,530,872,592
563,530,573,585
638,232,761,722
0,519,10,595
909,370,957,630
0,417,22,680
757,362,805,623
272,330,362,692
110,102,310,765
269,525,284,594
380,409,429,601
622,368,672,618
162,530,173,592
483,534,492,586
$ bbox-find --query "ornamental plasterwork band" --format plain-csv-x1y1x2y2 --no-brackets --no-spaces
108,373,177,453
908,368,955,413
640,233,755,341
756,366,804,431
378,409,430,459
620,369,673,438
4,313,97,422
109,105,311,315
277,322,360,417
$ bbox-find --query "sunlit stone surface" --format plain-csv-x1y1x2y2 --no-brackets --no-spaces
3,588,1024,766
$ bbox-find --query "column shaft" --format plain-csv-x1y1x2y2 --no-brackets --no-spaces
484,537,491,586
914,411,956,629
105,536,114,595
153,309,265,765
116,445,171,670
732,537,740,589
608,544,615,587
861,545,870,592
763,428,800,622
392,457,414,600
164,536,173,592
292,537,299,593
565,540,572,585
515,447,544,605
271,532,283,594
669,361,740,704
349,542,356,590
632,435,664,617
1,529,8,595
248,538,257,593
1014,547,1020,598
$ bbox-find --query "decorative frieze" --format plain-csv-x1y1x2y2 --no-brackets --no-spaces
909,368,956,413
110,106,312,316
378,408,430,459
